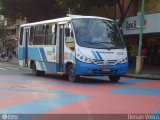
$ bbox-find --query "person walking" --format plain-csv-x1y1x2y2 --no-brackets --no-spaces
8,50,13,62
0,51,2,62
142,45,148,68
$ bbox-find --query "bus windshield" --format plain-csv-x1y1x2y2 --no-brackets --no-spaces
72,18,125,49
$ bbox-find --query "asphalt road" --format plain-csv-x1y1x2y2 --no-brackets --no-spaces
0,62,160,120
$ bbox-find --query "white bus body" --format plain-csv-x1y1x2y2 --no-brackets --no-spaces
18,15,128,82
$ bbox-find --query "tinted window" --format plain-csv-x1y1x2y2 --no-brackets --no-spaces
19,28,23,45
44,24,57,45
29,26,34,45
34,25,45,45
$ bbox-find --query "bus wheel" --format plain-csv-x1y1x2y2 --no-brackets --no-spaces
109,75,120,82
32,62,45,76
68,65,79,82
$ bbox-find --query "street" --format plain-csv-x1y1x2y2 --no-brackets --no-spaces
0,62,160,120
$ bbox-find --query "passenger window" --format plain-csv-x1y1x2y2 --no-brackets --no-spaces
19,28,23,46
34,25,45,45
65,23,75,51
29,26,34,45
44,24,57,45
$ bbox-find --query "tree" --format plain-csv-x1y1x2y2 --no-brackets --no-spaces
2,0,58,22
1,0,134,26
0,25,6,49
54,0,134,27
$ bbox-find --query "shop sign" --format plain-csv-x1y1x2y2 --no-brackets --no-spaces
122,13,160,35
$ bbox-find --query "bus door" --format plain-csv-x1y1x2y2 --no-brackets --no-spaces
57,24,65,72
23,27,30,67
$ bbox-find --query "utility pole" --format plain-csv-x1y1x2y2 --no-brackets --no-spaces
135,0,145,74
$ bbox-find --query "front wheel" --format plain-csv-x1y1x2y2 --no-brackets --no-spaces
109,75,120,82
67,65,79,82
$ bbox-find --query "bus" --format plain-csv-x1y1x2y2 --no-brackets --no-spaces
18,15,128,82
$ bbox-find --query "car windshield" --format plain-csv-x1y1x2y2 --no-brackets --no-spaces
72,18,125,49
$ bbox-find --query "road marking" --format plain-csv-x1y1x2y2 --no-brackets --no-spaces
0,92,88,114
0,67,8,70
110,88,160,96
0,66,31,71
5,67,20,70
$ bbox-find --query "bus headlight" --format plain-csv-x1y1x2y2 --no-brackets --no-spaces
119,57,128,64
76,53,92,63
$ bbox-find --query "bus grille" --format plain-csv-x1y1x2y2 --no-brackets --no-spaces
93,60,118,65
106,60,118,65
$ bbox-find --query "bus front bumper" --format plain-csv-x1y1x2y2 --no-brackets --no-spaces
76,60,128,76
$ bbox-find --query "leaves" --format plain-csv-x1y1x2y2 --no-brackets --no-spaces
2,0,120,22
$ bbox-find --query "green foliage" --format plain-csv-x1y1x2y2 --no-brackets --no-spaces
2,0,120,22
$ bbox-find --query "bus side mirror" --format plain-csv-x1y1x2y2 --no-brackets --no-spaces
65,28,70,36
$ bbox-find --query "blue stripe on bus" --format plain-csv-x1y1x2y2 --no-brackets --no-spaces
39,62,46,71
96,51,103,60
28,48,42,61
44,62,57,72
39,48,48,62
91,51,99,60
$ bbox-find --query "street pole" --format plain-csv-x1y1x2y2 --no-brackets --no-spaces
135,0,145,74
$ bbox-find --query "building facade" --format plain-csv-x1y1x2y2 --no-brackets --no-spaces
121,0,160,67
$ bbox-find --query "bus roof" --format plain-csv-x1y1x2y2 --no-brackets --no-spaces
20,15,114,27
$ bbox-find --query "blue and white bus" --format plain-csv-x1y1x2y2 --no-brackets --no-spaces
18,15,128,82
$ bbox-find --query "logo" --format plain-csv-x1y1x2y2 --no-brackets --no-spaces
2,114,8,120
1,114,19,120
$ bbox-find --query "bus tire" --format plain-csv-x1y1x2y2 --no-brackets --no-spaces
32,62,45,76
39,71,45,76
109,75,120,82
68,65,79,82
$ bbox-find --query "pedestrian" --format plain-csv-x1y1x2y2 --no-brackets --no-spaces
0,51,1,62
8,50,13,62
148,45,153,66
127,45,132,68
130,41,138,68
12,49,16,58
142,45,148,68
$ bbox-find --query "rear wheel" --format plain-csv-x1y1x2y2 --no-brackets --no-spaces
109,75,120,82
32,62,45,76
67,65,79,82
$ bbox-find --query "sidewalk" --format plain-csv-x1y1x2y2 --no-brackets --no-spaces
0,57,18,66
125,66,160,80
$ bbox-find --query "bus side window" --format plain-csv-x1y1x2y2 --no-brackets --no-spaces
29,26,34,45
65,23,75,51
44,24,57,45
19,28,23,46
34,25,45,45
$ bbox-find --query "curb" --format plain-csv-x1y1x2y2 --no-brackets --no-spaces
124,74,160,80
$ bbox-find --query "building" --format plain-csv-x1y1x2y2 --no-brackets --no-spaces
0,17,27,54
120,0,160,67
5,18,17,49
87,0,160,68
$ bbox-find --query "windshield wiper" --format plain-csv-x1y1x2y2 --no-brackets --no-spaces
82,41,111,50
98,41,117,44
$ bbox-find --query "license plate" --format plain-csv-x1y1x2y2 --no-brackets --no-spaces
101,69,111,72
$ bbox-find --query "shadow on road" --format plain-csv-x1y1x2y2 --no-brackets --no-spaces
22,73,109,85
